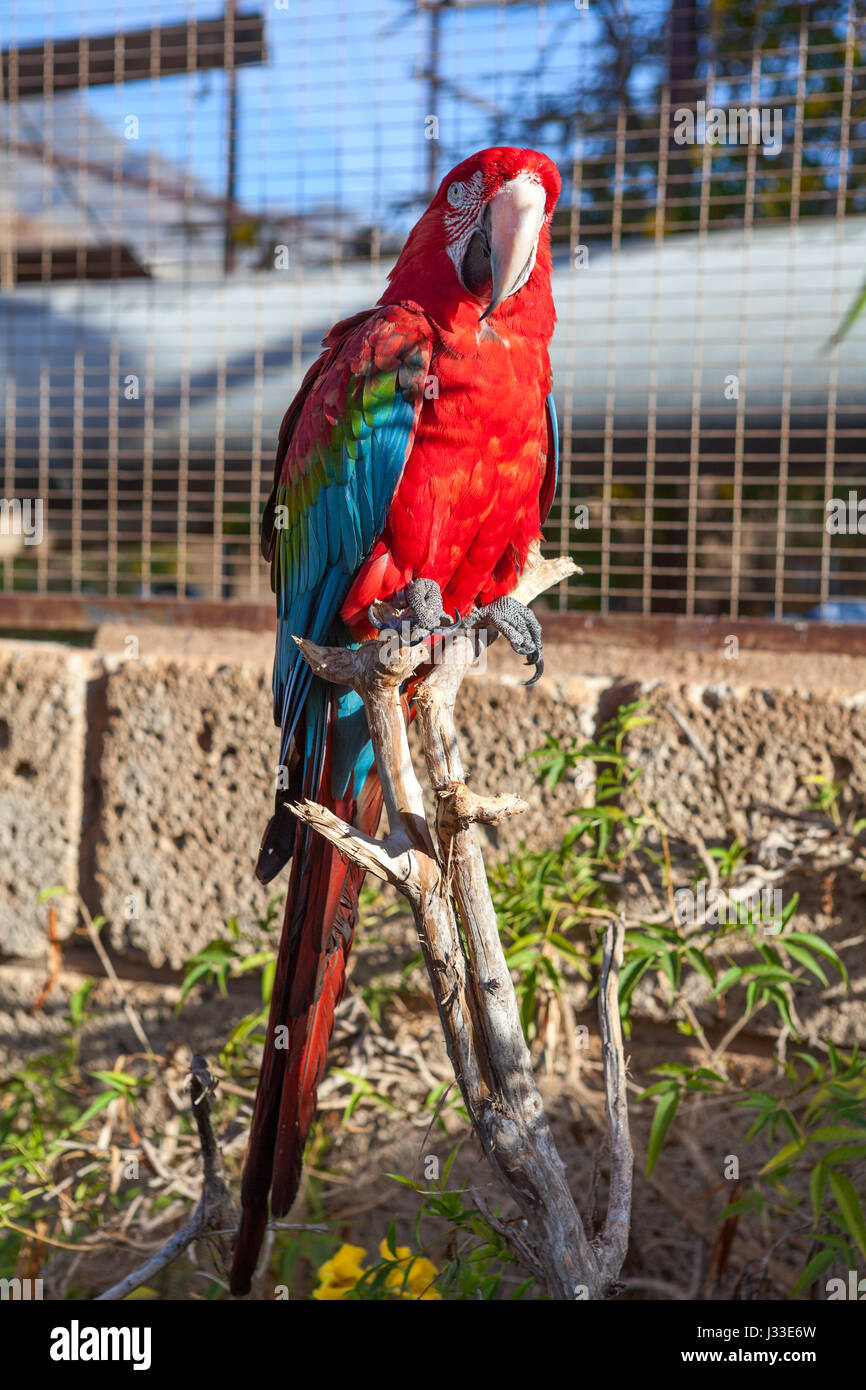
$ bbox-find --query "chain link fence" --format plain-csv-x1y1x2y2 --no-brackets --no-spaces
0,0,863,621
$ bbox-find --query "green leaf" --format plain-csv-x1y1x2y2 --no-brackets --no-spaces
646,1089,680,1176
618,957,652,1010
37,886,69,904
235,950,277,974
822,1144,866,1165
637,1079,680,1101
176,962,211,1010
441,1140,464,1187
88,1069,140,1090
717,1193,763,1221
383,1219,399,1259
779,892,799,927
828,1171,866,1259
658,949,678,999
765,986,798,1036
740,964,800,985
810,1160,829,1222
548,932,582,963
67,979,95,1027
261,958,276,1004
694,1067,726,1083
790,1247,838,1297
712,966,744,997
625,932,668,955
808,1126,866,1145
782,941,828,986
828,273,866,349
785,932,848,987
68,1090,117,1132
684,947,715,985
760,1137,807,1175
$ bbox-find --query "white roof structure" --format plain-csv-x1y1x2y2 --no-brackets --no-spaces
0,211,863,464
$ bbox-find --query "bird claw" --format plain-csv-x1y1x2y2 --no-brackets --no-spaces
370,587,544,684
464,596,544,686
369,580,457,645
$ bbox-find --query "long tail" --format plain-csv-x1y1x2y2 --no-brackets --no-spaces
230,692,381,1296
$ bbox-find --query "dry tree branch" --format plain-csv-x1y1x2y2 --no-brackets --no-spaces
96,1056,236,1300
292,550,633,1301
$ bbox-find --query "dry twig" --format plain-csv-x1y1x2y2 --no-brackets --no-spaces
96,1056,235,1300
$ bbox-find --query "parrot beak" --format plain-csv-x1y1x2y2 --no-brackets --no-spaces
480,176,547,321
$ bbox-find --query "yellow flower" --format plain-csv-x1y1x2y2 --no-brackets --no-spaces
379,1239,441,1301
313,1243,368,1300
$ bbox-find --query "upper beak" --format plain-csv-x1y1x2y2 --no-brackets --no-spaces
479,177,547,321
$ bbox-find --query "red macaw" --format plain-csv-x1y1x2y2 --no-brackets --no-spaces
230,147,561,1295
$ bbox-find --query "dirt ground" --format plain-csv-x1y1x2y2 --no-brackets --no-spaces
14,882,837,1304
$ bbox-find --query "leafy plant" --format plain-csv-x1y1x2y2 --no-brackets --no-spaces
490,702,656,1042
177,895,283,1068
723,1045,866,1296
803,774,845,827
337,1144,537,1301
0,980,152,1281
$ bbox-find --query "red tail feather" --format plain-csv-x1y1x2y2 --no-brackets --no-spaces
229,776,382,1297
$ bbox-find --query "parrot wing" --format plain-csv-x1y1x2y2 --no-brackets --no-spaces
255,300,434,881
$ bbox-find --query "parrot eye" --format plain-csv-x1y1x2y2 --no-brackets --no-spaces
447,181,465,208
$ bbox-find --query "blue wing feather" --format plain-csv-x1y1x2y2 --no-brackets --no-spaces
263,305,433,808
540,391,559,526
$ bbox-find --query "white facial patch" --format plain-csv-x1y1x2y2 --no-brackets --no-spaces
443,169,487,280
444,167,549,304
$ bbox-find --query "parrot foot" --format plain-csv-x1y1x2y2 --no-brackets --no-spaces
464,597,544,686
368,578,459,644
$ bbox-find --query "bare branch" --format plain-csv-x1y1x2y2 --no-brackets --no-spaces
96,1056,235,1301
511,547,580,603
292,798,415,887
596,916,633,1287
436,781,528,837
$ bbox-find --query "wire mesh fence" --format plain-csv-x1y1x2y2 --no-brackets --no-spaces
0,0,864,621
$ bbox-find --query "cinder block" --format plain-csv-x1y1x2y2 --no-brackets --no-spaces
96,653,278,970
0,642,88,956
621,680,866,1046
624,681,866,841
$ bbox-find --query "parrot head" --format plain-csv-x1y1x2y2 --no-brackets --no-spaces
384,147,561,328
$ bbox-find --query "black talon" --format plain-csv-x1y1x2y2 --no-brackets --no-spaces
521,655,544,688
429,608,461,637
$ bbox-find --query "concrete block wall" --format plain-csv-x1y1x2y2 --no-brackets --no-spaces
96,653,276,969
0,643,89,954
2,622,866,1046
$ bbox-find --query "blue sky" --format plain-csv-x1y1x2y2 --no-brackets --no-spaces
2,0,630,228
